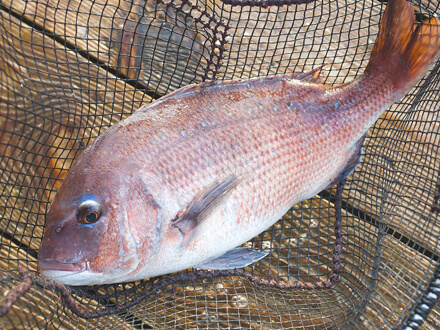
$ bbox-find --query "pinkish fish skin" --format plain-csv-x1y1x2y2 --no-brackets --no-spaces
38,0,440,285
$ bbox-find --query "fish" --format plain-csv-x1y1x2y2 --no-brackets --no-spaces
38,0,440,285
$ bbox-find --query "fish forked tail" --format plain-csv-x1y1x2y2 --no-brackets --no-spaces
365,0,440,91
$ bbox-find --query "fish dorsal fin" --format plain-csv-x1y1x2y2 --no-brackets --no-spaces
324,133,366,190
171,174,242,238
289,65,326,84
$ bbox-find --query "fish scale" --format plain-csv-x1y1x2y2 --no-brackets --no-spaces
121,78,374,276
145,98,356,259
38,0,440,285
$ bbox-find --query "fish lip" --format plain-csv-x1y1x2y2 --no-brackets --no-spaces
38,259,87,273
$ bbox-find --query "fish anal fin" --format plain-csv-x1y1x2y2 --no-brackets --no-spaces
195,247,268,270
172,174,242,237
324,134,366,190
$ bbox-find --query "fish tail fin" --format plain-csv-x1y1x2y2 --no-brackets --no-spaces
366,0,440,90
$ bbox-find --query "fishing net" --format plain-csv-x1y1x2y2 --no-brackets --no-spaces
1,0,439,328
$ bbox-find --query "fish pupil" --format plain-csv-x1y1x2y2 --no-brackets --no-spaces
85,212,97,223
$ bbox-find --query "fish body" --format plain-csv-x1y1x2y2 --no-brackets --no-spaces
38,0,440,285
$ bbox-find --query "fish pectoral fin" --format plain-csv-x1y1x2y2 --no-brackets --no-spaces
194,247,268,270
171,174,242,238
324,133,366,190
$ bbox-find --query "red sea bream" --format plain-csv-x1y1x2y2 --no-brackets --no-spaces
38,0,440,285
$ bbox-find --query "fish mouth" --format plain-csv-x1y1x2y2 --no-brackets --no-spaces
38,259,133,286
38,259,92,285
38,259,87,274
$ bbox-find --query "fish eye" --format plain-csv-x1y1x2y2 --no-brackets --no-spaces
76,200,102,225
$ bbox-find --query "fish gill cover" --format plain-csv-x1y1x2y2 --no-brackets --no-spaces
0,0,440,328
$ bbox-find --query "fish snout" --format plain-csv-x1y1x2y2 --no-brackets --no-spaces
38,209,104,270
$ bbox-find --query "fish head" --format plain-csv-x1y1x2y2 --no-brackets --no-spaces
38,146,162,285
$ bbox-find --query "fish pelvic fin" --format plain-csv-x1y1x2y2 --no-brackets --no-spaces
366,0,440,90
195,247,268,270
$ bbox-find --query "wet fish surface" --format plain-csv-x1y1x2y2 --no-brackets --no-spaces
38,0,440,285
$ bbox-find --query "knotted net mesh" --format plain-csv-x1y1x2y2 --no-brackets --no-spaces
1,0,440,328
